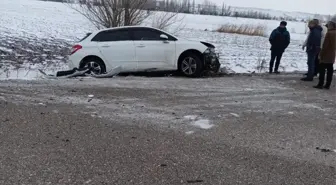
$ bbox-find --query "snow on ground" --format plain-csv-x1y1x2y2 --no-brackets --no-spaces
0,0,319,80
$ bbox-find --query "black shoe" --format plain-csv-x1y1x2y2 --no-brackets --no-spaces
313,85,323,89
301,77,313,81
324,86,330,90
274,71,280,74
269,71,273,74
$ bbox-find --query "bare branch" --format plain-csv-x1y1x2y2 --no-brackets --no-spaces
151,12,185,33
64,0,151,29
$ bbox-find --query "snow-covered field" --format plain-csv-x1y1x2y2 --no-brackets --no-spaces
0,0,315,80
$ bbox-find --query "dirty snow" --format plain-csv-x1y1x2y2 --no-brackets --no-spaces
184,115,198,120
192,119,214,129
185,131,195,135
230,113,240,117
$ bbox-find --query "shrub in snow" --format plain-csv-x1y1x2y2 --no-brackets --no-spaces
216,23,266,37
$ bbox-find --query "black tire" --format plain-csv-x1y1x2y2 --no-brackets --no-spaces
178,53,203,77
80,57,106,75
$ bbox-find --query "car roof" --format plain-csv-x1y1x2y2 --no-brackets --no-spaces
98,26,163,32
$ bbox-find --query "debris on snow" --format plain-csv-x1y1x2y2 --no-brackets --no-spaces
316,147,336,153
88,94,94,102
219,66,235,75
187,179,204,183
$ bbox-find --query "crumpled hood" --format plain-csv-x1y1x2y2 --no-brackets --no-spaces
178,37,215,48
200,41,215,48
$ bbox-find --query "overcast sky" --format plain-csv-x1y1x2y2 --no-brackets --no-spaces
198,0,335,15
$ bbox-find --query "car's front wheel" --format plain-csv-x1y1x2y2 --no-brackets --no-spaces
81,57,106,75
179,53,203,77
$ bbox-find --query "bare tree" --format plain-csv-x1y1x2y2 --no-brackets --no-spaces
151,12,184,32
221,2,231,16
65,0,152,29
150,4,185,34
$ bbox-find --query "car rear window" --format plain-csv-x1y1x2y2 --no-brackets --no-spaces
91,29,131,42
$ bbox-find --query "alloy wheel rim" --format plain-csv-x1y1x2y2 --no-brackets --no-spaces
181,57,197,75
85,61,102,75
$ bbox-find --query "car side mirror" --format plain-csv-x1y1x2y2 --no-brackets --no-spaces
160,34,168,40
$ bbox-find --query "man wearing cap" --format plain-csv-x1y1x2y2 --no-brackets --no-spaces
268,21,290,74
314,16,336,89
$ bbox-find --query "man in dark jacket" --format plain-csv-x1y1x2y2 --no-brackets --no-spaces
301,19,323,81
269,21,290,74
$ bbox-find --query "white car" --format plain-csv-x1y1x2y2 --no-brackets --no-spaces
68,26,220,77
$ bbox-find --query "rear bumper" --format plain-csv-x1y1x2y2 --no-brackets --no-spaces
67,59,76,69
68,54,82,69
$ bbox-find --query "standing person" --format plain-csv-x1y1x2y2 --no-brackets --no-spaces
313,17,336,89
301,19,323,81
302,19,328,76
268,21,290,74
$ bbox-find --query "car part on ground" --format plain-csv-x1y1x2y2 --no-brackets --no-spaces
38,66,121,79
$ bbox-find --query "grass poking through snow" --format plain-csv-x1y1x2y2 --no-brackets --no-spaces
216,23,267,37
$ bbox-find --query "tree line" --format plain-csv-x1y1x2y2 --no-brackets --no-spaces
40,0,302,21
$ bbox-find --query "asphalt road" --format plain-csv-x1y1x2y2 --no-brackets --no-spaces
0,74,335,185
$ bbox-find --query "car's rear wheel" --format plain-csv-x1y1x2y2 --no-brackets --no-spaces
179,53,203,77
81,57,106,75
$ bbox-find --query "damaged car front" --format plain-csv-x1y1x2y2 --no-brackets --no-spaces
201,41,221,73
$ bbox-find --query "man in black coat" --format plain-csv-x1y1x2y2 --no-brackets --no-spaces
268,21,290,74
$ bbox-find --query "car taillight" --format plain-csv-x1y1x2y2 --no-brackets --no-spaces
70,44,82,55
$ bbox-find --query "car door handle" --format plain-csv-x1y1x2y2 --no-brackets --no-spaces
136,45,145,48
101,45,110,48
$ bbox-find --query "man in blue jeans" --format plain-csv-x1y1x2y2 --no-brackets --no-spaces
301,19,323,81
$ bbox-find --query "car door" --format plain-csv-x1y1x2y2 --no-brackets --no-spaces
131,28,176,71
92,28,137,72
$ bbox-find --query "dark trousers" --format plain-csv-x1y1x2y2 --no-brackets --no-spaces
314,51,320,75
318,63,334,88
269,50,283,72
306,51,318,79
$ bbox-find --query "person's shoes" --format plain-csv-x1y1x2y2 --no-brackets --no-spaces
269,71,272,74
313,85,323,89
324,86,330,90
301,77,313,81
274,71,280,74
